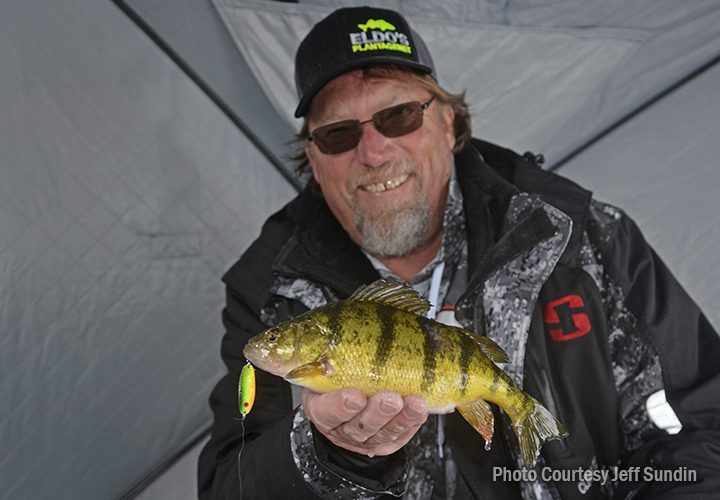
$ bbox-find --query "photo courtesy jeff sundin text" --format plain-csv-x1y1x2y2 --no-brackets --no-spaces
494,466,696,492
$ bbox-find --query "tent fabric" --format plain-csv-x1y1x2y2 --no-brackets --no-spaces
213,0,720,164
0,1,296,499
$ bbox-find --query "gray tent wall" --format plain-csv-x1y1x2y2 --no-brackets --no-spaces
114,0,301,188
2,0,719,499
0,1,296,499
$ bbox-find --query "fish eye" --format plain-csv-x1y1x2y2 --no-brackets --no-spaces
267,332,278,342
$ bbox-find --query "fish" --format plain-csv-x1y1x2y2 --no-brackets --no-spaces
243,278,567,466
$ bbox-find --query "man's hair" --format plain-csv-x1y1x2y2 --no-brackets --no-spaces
290,65,471,195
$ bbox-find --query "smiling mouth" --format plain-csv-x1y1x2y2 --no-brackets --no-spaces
360,174,410,193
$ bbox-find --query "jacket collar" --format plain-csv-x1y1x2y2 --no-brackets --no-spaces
468,138,593,268
454,144,559,302
273,192,380,299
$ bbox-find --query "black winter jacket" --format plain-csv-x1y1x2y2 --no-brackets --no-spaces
198,139,720,499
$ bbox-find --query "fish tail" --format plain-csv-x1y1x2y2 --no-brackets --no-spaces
512,396,567,468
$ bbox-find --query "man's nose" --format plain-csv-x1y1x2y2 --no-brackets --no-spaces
355,120,391,167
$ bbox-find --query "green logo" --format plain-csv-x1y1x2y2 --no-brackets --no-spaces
357,19,396,32
349,18,411,55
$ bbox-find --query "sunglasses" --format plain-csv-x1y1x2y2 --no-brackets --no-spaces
308,97,435,154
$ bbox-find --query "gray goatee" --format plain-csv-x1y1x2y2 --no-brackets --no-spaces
351,160,430,257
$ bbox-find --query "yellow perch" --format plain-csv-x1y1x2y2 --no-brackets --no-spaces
243,279,567,466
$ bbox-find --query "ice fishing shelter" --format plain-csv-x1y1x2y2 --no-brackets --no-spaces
1,1,719,499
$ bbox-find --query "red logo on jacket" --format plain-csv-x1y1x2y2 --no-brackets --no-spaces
543,295,591,342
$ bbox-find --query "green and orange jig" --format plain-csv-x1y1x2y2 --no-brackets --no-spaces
238,362,256,417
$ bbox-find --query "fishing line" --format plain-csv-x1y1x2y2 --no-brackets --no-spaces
427,262,446,458
235,415,246,499
427,261,445,320
237,416,246,499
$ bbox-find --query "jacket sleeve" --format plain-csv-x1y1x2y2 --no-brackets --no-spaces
595,208,720,499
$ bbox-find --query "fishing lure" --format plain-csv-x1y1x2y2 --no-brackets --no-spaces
237,362,255,498
238,362,256,417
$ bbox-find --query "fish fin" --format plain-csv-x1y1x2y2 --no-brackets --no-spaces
457,329,509,363
457,399,495,448
512,396,568,467
475,336,509,364
285,357,334,383
349,278,430,316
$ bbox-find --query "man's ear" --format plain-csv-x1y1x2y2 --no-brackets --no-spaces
306,144,319,181
442,103,456,152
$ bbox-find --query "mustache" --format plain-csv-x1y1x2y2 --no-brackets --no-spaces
347,159,419,191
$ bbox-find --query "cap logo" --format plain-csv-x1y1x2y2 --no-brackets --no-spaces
349,18,411,55
357,19,395,32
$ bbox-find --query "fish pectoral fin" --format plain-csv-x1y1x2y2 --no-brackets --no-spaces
457,399,495,448
475,336,509,364
285,358,333,383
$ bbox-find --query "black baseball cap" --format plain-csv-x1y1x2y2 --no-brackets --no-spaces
294,6,436,118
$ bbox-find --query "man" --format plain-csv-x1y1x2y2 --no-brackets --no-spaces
198,6,720,499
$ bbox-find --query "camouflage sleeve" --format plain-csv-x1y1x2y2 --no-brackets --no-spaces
290,407,410,499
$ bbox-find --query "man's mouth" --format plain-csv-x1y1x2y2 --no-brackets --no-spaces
360,174,410,193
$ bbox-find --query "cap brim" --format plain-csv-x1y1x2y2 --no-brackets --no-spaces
294,58,434,118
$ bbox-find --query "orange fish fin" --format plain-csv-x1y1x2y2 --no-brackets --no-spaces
285,357,333,383
349,278,430,316
457,399,495,448
475,336,509,364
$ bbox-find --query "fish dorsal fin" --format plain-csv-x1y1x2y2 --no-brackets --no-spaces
476,335,509,364
460,330,509,364
349,278,430,315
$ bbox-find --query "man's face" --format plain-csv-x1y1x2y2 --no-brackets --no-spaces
305,70,456,259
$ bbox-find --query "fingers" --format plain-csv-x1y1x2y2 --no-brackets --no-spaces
302,388,429,457
302,387,367,431
337,391,404,443
362,395,428,453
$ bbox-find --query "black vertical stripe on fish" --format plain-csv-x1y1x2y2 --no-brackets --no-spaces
489,369,501,395
324,302,344,338
458,332,475,395
373,304,397,371
421,322,439,392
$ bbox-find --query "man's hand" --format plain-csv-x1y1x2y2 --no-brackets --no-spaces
302,388,429,457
